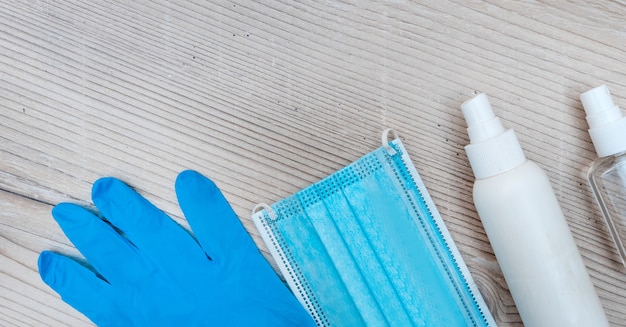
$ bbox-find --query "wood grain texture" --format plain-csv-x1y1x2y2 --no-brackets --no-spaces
1,1,626,325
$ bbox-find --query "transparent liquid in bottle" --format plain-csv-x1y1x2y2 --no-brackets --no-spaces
588,151,626,266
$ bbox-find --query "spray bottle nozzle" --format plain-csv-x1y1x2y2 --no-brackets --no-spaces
580,85,626,158
580,85,623,128
461,93,506,143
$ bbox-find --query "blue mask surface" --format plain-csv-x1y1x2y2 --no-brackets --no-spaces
252,130,495,327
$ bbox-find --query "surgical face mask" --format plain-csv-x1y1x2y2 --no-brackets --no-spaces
252,130,495,327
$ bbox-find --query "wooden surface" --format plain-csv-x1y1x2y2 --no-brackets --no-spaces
2,1,626,326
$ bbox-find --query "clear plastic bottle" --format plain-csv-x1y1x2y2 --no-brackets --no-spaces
461,93,609,327
581,85,626,267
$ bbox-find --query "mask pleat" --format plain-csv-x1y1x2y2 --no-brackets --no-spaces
307,203,391,324
273,197,366,327
375,150,477,325
341,164,427,325
317,167,417,326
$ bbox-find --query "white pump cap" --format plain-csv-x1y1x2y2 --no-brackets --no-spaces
461,94,526,179
580,85,626,157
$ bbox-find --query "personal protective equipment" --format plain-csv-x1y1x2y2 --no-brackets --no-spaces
39,170,316,327
252,130,495,327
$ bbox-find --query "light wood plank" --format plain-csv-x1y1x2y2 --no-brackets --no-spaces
2,0,626,325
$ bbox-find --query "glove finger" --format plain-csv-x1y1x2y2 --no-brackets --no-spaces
38,251,111,326
175,170,257,263
51,203,153,285
91,177,210,276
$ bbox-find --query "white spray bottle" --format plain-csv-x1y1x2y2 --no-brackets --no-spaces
581,85,626,267
460,93,609,326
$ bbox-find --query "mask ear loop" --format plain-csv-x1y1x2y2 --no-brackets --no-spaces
381,128,400,156
252,203,278,221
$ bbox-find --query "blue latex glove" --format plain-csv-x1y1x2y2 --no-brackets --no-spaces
38,170,316,327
